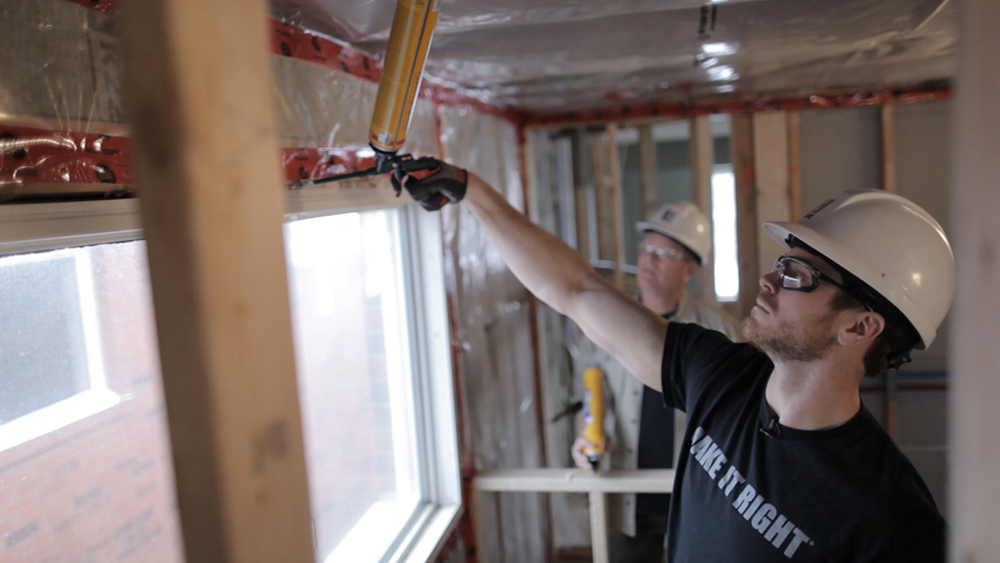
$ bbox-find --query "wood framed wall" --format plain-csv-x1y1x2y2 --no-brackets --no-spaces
118,1,315,561
689,116,717,303
752,112,793,281
731,114,759,320
606,124,626,290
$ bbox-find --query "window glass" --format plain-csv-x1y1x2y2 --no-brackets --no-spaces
0,242,184,562
712,165,740,301
1,251,94,423
284,209,422,563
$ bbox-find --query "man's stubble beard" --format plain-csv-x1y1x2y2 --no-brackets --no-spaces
742,312,838,363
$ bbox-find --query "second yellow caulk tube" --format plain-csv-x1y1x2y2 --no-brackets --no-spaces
582,368,606,470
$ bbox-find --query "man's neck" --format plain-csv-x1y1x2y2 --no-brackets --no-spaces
765,358,863,431
640,290,682,317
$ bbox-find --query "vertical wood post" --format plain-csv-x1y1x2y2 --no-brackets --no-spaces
752,112,791,279
881,104,897,193
689,116,717,302
593,129,615,263
731,114,759,320
787,111,802,219
472,490,492,563
117,1,315,561
572,131,593,260
607,124,626,290
588,492,610,563
638,124,658,218
879,104,899,440
950,1,1000,560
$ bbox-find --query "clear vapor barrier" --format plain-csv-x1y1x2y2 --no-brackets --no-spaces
272,0,956,112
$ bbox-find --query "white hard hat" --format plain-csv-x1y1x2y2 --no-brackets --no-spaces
636,201,712,265
763,190,955,351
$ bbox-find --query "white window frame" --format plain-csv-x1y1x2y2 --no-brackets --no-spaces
0,185,461,563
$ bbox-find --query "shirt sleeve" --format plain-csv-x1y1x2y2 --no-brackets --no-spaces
660,322,762,412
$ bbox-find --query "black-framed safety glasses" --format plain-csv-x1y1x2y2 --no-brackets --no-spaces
772,255,873,311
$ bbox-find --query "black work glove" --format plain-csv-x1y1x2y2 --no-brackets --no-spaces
390,156,468,211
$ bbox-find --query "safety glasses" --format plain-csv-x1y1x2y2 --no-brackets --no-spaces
772,255,873,311
640,244,686,261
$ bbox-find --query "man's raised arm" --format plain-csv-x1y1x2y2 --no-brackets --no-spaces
398,160,666,391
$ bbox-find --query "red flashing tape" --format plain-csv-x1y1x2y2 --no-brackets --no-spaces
0,126,132,185
270,20,383,84
525,85,954,127
280,146,379,184
0,126,378,187
64,0,117,14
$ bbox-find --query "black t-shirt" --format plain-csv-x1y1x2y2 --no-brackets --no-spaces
636,385,674,515
635,309,678,516
661,322,945,562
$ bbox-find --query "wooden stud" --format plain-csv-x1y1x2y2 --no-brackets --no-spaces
117,1,315,562
592,129,615,263
554,136,579,247
572,130,593,260
472,489,492,563
689,116,717,302
589,492,610,563
787,111,803,219
879,105,899,440
731,114,759,320
521,125,540,224
881,104,897,193
752,112,792,280
607,123,627,290
638,124,659,218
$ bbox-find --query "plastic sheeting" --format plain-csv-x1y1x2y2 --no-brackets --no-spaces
272,0,956,112
273,53,439,152
0,0,439,194
438,108,548,562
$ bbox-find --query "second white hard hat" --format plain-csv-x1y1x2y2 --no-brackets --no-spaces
636,201,712,265
763,190,955,351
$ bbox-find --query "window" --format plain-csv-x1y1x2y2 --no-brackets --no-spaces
0,196,459,563
285,210,422,561
0,247,119,452
0,232,184,562
283,197,461,563
711,164,739,302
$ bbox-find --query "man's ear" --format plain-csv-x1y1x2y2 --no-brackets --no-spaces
683,261,700,283
840,311,886,347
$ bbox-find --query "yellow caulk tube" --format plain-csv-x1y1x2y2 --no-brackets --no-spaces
369,0,441,160
582,368,606,470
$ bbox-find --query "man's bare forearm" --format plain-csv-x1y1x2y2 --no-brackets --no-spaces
462,173,667,390
462,173,602,315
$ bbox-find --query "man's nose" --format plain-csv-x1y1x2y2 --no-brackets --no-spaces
759,270,780,294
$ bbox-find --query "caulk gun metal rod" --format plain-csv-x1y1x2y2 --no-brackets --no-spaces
296,166,384,188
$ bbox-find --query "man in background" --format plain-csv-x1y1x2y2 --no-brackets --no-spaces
569,202,740,562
